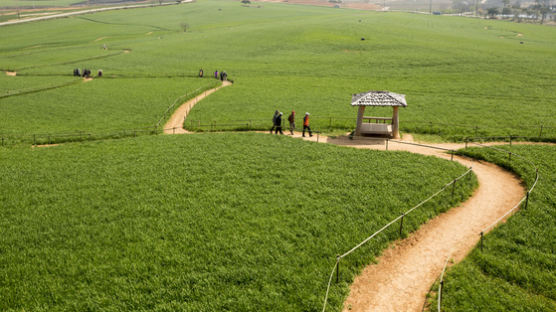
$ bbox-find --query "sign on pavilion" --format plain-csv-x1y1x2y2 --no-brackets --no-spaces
351,91,407,139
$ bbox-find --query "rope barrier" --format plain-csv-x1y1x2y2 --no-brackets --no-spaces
437,257,450,312
321,259,339,312
437,139,541,311
321,167,472,311
470,142,540,233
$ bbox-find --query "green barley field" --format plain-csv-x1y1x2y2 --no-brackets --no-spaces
1,0,555,140
1,1,555,311
0,134,476,311
429,144,556,311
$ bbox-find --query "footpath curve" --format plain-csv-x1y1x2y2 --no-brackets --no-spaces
164,86,526,312
325,137,524,312
0,1,192,27
163,80,232,134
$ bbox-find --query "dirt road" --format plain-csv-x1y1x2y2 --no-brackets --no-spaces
163,81,232,134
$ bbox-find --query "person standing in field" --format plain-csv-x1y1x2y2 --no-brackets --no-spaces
275,112,284,135
270,110,279,134
303,112,312,137
288,110,295,135
199,68,204,77
214,70,218,79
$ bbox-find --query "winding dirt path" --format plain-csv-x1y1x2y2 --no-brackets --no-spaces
163,81,232,134
0,1,193,27
308,136,525,312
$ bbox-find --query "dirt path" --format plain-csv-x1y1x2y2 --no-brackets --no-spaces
300,136,524,312
163,81,232,134
0,0,192,27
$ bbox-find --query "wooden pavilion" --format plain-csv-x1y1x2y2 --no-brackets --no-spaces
351,91,407,139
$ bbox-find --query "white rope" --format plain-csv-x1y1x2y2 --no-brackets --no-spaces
321,260,338,312
322,168,473,311
471,142,540,233
437,257,450,312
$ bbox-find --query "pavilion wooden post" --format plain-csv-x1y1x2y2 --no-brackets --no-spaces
355,106,366,136
392,106,400,139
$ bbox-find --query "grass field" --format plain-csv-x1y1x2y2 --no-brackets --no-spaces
0,133,476,311
1,0,555,140
429,144,556,311
0,0,161,9
0,77,218,138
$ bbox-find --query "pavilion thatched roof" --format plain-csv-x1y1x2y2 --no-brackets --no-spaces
351,91,407,107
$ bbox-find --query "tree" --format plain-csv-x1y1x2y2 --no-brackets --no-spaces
487,7,499,18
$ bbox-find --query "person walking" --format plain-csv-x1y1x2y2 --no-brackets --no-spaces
270,110,279,134
303,112,312,137
287,110,295,135
275,112,284,135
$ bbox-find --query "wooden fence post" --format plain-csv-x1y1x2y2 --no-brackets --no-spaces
539,125,543,137
480,232,484,251
399,213,405,236
524,191,529,209
386,138,389,151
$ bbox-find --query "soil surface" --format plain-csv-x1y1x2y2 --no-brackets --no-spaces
5,71,16,76
163,81,232,134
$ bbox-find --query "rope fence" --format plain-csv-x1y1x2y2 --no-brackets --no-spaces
321,167,473,312
470,141,540,252
436,137,541,310
184,116,555,140
437,257,450,312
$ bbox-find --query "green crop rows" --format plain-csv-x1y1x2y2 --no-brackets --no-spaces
428,144,556,311
0,133,476,311
1,0,555,140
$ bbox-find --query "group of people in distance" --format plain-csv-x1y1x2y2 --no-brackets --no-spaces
199,68,227,81
271,110,312,137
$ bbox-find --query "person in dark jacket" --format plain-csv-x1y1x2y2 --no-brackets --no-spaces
270,110,279,134
275,112,284,135
287,110,295,135
303,112,312,137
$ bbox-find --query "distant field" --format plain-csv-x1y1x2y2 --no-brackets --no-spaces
0,133,476,311
1,0,555,139
430,144,556,311
0,77,218,137
0,0,160,9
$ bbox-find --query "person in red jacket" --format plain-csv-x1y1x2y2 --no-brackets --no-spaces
303,112,312,137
